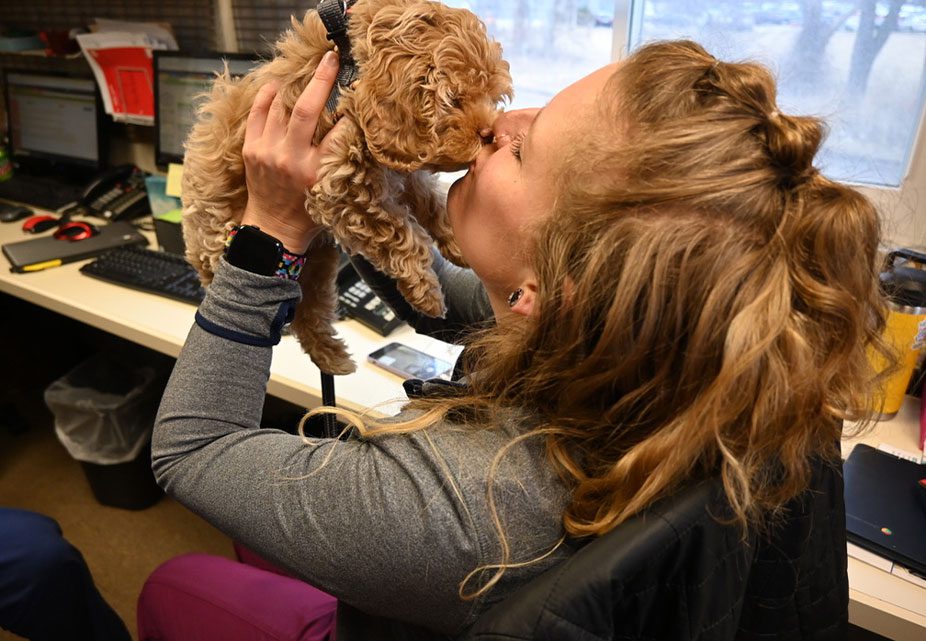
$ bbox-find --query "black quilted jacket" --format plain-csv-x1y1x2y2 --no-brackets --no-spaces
466,458,848,640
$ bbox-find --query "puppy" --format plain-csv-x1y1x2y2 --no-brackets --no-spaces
182,0,511,374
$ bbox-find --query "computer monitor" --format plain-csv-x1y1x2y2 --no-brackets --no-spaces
154,51,261,167
3,69,105,170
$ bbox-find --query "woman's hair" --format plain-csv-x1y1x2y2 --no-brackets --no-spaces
514,39,890,536
305,39,890,596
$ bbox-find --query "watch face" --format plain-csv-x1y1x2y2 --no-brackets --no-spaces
225,225,284,276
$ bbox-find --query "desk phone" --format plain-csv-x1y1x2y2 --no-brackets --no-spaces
337,261,403,336
79,164,151,221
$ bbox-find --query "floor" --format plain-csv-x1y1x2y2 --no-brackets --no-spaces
0,295,235,640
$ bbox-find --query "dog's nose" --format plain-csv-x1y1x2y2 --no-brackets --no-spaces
479,127,494,145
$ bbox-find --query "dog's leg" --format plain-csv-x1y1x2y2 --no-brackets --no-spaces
358,209,447,318
401,171,468,268
290,236,355,375
322,190,447,318
181,81,251,288
313,120,447,318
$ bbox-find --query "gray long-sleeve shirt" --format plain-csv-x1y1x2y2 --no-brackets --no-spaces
152,252,573,640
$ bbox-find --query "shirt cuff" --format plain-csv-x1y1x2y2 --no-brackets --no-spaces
195,258,303,347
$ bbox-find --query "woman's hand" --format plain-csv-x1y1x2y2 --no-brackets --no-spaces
240,51,341,254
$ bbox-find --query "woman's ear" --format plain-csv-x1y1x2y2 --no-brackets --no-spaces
508,282,538,317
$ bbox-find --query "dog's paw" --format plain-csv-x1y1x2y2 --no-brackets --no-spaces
312,351,357,376
402,284,447,319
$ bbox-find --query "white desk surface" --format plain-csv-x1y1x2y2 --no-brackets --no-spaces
2,216,924,639
0,218,454,414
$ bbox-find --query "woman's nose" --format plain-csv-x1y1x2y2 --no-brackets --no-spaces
493,108,541,141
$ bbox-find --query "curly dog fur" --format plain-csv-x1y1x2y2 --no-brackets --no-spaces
182,0,511,374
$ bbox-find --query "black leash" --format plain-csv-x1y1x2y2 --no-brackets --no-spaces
317,0,360,113
315,0,360,436
321,370,338,438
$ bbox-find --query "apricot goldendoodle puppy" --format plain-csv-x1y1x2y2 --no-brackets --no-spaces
182,0,511,374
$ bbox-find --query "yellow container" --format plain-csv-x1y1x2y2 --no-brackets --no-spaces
870,300,926,419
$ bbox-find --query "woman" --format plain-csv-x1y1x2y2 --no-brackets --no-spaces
143,41,886,639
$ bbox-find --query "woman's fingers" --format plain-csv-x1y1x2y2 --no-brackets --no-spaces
316,118,350,157
238,51,342,251
287,51,340,149
244,82,279,145
262,88,290,141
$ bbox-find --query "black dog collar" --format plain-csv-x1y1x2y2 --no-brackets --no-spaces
317,0,360,113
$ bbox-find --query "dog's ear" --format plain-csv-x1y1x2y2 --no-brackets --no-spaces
351,3,447,171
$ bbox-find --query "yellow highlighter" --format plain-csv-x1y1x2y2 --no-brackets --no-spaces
22,259,63,272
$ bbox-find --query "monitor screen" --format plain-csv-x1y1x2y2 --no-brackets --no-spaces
4,71,103,169
154,51,260,167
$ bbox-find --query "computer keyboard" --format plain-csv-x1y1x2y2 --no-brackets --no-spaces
80,246,206,305
0,173,86,211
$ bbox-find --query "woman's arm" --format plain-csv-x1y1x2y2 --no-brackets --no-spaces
349,249,493,344
152,259,483,632
153,60,487,630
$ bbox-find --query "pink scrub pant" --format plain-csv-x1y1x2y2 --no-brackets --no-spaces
136,548,336,641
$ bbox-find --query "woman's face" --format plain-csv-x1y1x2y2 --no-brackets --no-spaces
447,63,620,312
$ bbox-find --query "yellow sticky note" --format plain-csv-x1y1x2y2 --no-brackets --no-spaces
166,163,184,198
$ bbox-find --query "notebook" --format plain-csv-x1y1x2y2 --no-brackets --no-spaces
2,221,147,273
844,443,926,577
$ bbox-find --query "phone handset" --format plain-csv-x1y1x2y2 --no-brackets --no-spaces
80,164,151,221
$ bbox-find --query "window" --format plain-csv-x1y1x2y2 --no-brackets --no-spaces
224,1,926,190
626,0,926,187
447,1,619,109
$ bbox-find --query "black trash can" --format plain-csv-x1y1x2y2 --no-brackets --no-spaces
44,353,166,510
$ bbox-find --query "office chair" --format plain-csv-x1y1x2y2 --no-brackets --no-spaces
466,457,848,641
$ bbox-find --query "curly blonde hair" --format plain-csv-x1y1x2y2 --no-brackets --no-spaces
306,39,890,595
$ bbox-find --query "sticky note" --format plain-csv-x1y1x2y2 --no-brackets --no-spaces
166,163,184,198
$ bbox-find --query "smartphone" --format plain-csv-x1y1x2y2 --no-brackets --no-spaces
367,342,454,380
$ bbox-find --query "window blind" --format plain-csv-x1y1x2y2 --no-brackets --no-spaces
0,0,216,131
1,0,216,51
231,0,318,55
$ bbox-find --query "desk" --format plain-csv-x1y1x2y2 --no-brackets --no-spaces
3,217,924,639
0,218,454,414
843,400,926,639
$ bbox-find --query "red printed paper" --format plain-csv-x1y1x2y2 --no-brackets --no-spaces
86,47,154,120
77,32,162,125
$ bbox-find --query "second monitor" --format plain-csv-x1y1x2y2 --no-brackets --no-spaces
153,51,261,168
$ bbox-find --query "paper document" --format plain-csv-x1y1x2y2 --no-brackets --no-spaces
92,18,178,50
76,28,175,125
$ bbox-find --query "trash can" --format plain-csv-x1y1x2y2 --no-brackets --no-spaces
44,352,166,510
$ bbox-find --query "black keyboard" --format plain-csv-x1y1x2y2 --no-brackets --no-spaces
80,246,206,305
0,174,85,211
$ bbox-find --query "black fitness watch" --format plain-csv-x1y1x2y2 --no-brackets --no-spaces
224,225,306,280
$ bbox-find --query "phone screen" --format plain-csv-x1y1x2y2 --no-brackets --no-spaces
368,343,454,380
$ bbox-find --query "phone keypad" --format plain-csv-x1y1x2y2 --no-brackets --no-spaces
338,278,402,336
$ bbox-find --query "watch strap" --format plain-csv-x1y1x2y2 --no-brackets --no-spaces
226,226,306,280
